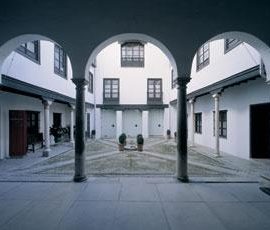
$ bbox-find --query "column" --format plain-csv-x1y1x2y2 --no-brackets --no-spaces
176,76,190,182
189,98,195,146
116,110,123,138
142,110,149,138
70,104,75,147
42,99,53,157
212,93,220,156
72,78,88,182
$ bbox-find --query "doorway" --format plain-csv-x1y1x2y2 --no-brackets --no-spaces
53,113,62,128
250,103,270,158
9,110,27,156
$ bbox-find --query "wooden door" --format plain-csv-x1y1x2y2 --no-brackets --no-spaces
9,110,27,157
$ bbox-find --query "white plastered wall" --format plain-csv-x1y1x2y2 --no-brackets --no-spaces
188,78,270,159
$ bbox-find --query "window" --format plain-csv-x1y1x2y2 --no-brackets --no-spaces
197,42,209,71
121,42,144,67
195,113,202,134
171,69,176,89
213,110,227,138
147,79,162,103
224,38,241,53
88,72,93,93
54,44,67,78
16,41,40,63
103,79,119,103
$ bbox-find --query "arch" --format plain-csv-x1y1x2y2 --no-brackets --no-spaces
84,33,178,81
207,31,270,82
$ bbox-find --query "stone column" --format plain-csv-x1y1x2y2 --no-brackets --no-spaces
42,99,53,157
70,104,75,147
176,76,190,182
142,110,149,138
72,78,88,182
189,98,195,146
212,93,220,156
116,110,123,138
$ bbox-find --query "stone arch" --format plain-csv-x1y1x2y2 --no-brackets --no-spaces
84,33,179,81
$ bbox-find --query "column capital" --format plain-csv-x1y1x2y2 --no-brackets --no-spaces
69,104,75,110
212,93,220,99
42,98,53,107
188,98,196,104
72,78,89,87
176,76,191,87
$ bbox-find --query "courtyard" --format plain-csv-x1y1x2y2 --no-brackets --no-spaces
0,138,269,182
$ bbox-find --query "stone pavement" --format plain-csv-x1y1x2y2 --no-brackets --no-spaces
0,177,270,230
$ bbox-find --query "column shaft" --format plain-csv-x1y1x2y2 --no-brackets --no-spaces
43,99,52,157
116,110,123,138
189,99,195,146
72,78,88,182
176,77,190,182
213,94,220,156
70,105,75,146
142,110,149,138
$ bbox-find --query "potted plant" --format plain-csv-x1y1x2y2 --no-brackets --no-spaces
118,133,127,151
166,129,171,139
137,134,144,151
50,126,64,143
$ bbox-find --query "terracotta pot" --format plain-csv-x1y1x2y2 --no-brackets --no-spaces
137,144,143,152
119,144,125,151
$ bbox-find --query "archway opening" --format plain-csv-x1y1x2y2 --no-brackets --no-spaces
0,34,76,167
184,31,270,180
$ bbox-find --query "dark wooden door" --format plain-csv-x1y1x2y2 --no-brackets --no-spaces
250,103,270,158
9,110,27,157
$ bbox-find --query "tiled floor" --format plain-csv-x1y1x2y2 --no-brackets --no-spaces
0,177,270,230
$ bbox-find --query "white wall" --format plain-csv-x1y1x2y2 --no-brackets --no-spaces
94,42,172,105
188,40,261,93
1,41,81,100
187,77,270,159
169,40,262,101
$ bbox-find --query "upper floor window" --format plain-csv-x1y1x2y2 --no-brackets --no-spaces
54,44,67,78
16,41,40,63
224,39,241,53
195,113,202,134
88,72,94,94
147,78,162,104
213,110,227,138
103,79,119,104
121,42,144,67
197,42,209,71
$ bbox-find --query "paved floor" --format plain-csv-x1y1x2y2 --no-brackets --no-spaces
0,177,270,230
1,139,270,182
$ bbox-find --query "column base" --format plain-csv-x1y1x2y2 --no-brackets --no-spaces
73,175,87,182
70,141,75,148
42,148,50,157
177,176,189,183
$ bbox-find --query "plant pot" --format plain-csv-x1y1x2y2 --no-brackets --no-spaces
137,144,143,152
119,144,125,151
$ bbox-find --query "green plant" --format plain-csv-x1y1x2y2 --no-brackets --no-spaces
50,126,64,143
166,129,171,136
137,134,144,145
119,133,127,144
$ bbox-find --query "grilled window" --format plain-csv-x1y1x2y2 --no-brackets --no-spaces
121,42,144,67
16,41,40,63
197,42,209,71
